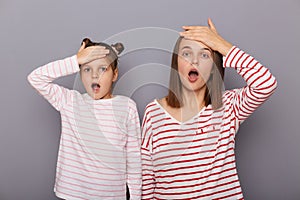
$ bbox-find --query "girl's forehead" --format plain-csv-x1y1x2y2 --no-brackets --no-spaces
83,57,111,67
179,38,209,50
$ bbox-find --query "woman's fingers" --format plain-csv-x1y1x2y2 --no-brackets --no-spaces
182,25,202,30
208,18,218,33
180,29,209,40
181,19,232,56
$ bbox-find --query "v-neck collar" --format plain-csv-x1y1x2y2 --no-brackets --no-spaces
154,99,209,125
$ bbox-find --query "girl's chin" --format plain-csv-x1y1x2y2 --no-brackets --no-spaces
88,93,112,100
87,92,103,100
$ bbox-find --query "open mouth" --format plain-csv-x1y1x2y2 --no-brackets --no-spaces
188,69,199,82
91,83,100,91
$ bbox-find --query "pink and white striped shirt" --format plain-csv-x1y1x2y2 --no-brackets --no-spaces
28,55,142,200
141,47,277,199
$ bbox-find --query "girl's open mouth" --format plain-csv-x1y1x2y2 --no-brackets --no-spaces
91,83,100,92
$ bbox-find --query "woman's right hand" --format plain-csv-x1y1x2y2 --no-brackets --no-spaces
180,18,233,56
76,42,110,66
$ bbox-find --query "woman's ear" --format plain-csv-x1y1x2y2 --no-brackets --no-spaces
112,68,118,82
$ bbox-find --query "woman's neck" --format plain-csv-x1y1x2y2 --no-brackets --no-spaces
181,87,206,111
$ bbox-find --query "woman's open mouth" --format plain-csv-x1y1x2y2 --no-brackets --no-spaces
188,69,199,82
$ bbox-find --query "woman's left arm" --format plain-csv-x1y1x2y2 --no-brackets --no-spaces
222,46,277,122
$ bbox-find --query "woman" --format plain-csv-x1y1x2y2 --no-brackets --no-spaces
141,19,277,199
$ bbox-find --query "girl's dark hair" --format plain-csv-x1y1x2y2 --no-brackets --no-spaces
166,36,225,110
80,38,124,70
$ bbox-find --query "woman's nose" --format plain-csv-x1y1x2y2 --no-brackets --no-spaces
192,56,198,65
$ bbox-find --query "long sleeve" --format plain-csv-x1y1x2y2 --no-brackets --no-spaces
141,105,155,200
126,100,142,199
27,55,79,111
223,46,277,123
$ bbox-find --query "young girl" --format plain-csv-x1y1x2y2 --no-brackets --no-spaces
141,19,277,199
28,38,141,199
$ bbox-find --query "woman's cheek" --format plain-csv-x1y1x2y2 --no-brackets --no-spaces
177,58,190,73
198,65,213,81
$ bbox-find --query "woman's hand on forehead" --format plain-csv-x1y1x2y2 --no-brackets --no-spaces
180,18,232,56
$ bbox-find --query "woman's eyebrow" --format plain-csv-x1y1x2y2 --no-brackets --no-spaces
202,47,211,51
181,46,192,50
181,46,211,51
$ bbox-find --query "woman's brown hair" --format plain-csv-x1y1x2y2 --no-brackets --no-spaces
166,36,225,110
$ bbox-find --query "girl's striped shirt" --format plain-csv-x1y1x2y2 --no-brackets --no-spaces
28,55,142,200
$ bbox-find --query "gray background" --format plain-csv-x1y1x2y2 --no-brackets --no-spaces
0,0,299,199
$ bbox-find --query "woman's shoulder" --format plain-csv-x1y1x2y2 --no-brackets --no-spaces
145,97,165,111
156,97,166,107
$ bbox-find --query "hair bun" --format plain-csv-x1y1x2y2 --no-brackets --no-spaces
111,43,124,55
82,38,92,46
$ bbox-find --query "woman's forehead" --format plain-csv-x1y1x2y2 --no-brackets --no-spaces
179,38,210,50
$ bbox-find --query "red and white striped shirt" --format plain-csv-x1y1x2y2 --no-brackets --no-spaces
28,55,142,200
141,47,277,200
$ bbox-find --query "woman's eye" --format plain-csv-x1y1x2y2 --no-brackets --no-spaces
182,51,191,57
200,52,211,59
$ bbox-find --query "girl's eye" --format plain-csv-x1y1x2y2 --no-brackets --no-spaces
99,67,107,73
83,68,91,72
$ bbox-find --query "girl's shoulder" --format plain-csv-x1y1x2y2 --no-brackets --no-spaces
113,95,138,108
114,95,134,102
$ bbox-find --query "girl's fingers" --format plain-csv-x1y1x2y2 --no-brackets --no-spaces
88,47,109,56
78,42,86,52
94,49,110,56
77,47,110,65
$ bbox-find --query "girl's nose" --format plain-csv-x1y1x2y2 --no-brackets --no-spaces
92,72,99,79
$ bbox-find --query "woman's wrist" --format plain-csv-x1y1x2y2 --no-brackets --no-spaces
218,39,233,56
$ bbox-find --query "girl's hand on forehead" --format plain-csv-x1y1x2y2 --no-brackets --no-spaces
76,42,110,66
180,18,232,56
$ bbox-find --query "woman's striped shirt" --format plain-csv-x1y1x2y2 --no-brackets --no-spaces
141,47,277,200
